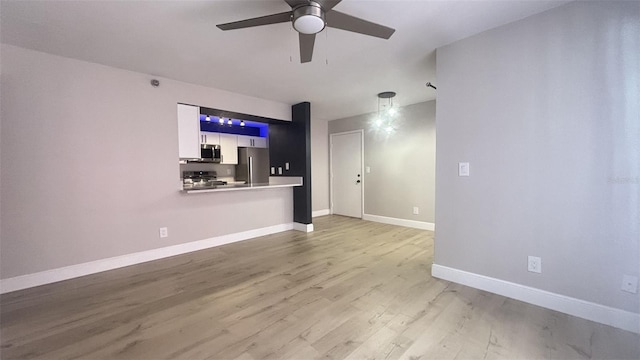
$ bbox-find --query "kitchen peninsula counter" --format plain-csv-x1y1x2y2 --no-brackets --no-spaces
182,176,302,194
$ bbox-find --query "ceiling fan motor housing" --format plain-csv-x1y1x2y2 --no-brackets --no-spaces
293,2,326,34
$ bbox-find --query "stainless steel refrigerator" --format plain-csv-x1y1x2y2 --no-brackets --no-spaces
236,147,270,185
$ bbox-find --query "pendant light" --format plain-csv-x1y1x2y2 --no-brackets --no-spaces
373,91,397,135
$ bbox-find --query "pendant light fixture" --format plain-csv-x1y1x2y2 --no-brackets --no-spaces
373,91,397,135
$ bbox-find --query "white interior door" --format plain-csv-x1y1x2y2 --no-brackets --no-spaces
331,131,363,218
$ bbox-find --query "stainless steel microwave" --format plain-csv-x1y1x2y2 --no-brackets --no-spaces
198,144,221,163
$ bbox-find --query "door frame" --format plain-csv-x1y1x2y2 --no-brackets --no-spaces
329,130,365,218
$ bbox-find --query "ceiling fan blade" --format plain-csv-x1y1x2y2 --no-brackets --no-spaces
325,10,395,39
299,33,316,63
217,11,291,31
314,0,342,11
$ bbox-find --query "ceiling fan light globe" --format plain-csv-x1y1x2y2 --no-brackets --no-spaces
294,15,325,34
293,2,325,34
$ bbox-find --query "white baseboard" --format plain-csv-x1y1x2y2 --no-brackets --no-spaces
312,209,330,218
363,213,435,231
0,223,295,294
431,264,640,334
293,222,314,232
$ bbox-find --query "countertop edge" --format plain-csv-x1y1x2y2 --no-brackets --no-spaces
182,177,303,194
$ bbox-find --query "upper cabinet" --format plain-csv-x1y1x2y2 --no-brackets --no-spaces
238,135,267,148
177,104,200,159
200,132,220,145
219,134,238,164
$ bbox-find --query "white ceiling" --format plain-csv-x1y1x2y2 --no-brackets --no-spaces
0,0,571,121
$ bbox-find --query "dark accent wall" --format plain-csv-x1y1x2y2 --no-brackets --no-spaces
269,102,312,224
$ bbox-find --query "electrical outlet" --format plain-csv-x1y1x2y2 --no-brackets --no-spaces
528,256,541,273
621,275,638,294
285,162,290,170
413,206,419,215
159,227,168,238
366,166,371,173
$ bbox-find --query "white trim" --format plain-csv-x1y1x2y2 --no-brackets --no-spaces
329,130,365,218
363,213,435,231
312,209,330,218
0,223,294,294
293,222,314,232
431,264,640,334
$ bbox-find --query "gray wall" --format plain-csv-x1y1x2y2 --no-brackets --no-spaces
329,101,436,223
435,1,639,313
0,45,294,278
311,118,330,213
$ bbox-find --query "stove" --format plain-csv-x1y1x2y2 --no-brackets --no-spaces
182,171,227,189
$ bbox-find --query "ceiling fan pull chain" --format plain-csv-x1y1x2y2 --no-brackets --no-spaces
290,24,294,62
325,27,329,65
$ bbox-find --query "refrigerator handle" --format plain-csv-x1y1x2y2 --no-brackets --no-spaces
248,156,253,184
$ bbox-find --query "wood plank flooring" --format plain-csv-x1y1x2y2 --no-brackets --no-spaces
1,215,638,359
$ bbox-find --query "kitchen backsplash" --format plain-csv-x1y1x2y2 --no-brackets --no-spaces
179,163,235,181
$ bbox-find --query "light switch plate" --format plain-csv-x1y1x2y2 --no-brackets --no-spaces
285,162,290,170
458,162,470,176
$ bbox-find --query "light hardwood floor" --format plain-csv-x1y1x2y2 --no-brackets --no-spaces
1,215,638,359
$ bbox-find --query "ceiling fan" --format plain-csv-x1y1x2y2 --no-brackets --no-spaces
216,0,395,63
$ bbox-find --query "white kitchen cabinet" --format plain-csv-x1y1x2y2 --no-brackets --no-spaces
237,135,267,148
177,104,200,159
219,134,238,164
200,131,220,145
